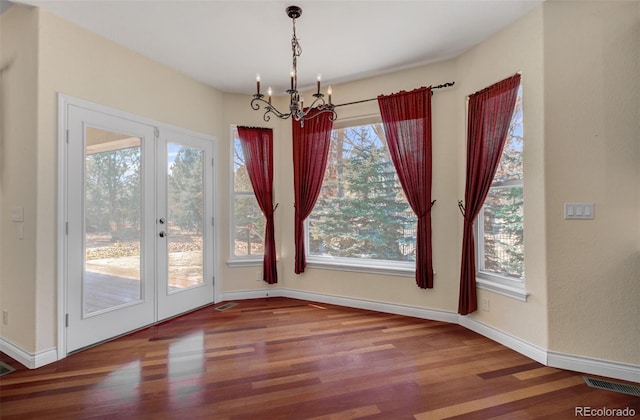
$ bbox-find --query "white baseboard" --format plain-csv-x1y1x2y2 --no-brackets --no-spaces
218,288,639,383
282,288,459,324
0,337,58,369
458,315,548,365
548,351,640,383
218,288,281,301
219,287,458,324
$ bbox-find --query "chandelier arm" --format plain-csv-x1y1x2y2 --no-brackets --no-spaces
251,96,292,120
300,95,327,114
250,96,264,111
296,105,337,122
269,108,292,120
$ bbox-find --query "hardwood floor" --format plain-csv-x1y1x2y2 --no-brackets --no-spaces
1,297,638,419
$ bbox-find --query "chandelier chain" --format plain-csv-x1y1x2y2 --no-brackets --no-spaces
291,17,302,59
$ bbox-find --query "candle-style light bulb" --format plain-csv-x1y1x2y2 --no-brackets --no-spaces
316,74,321,95
256,74,261,95
327,85,332,105
268,87,272,104
290,70,295,91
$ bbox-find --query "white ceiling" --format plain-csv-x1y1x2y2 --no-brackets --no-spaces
11,0,542,95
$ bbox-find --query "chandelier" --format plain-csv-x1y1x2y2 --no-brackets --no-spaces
251,5,337,125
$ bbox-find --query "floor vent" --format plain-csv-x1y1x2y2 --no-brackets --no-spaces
0,361,15,377
584,376,640,397
215,302,238,312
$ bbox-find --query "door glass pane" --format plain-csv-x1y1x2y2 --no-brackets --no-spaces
167,143,204,291
84,127,142,315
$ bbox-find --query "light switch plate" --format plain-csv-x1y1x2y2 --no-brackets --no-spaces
11,207,24,222
564,203,594,219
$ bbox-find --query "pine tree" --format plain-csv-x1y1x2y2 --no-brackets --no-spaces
232,140,265,255
168,146,203,231
85,147,141,241
309,124,414,261
482,93,524,278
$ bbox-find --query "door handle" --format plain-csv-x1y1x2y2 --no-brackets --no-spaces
159,231,166,238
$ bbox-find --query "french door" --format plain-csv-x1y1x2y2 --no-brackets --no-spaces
63,102,214,353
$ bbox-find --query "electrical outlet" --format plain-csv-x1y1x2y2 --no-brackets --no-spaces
2,310,8,325
255,270,262,281
481,298,490,312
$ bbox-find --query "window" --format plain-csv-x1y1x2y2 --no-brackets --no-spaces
306,119,416,274
476,86,525,295
230,126,264,262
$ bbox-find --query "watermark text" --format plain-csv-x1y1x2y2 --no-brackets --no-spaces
575,406,636,417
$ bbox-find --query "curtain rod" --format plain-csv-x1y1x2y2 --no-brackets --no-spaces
333,81,455,108
466,72,521,99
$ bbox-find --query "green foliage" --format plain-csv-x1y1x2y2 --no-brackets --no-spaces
85,144,205,242
85,147,140,241
482,186,524,278
309,124,415,261
232,137,265,256
481,89,525,279
168,146,204,232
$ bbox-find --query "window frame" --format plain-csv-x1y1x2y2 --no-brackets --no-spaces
304,116,417,276
228,125,263,267
475,182,528,300
474,85,529,301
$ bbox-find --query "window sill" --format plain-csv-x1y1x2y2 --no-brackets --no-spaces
476,277,530,301
227,258,263,268
306,257,415,277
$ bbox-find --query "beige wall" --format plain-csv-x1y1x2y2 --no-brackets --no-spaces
1,0,638,368
0,5,39,351
544,0,640,364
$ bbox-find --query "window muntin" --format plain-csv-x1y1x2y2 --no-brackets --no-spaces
477,86,524,283
231,127,264,259
307,120,416,267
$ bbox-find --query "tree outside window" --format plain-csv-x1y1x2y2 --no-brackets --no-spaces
232,128,265,257
308,122,416,263
477,85,524,281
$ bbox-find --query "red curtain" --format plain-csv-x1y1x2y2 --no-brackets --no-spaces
458,74,521,314
378,87,434,289
237,126,278,284
292,111,334,274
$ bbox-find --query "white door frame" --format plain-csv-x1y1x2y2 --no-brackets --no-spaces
57,94,219,360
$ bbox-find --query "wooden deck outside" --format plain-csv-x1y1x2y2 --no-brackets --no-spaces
84,251,203,313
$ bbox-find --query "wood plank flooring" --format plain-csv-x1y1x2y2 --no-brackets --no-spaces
1,297,638,419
